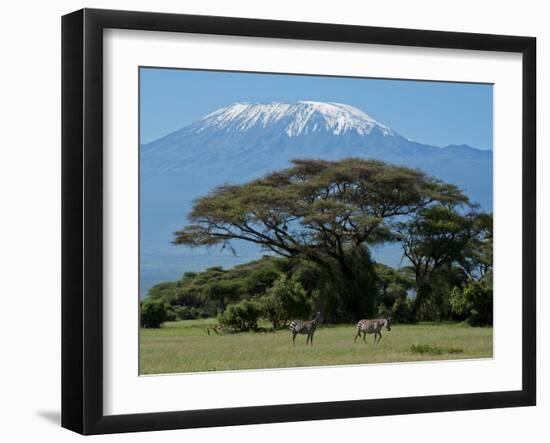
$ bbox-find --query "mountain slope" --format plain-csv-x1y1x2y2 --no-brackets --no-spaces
139,101,492,296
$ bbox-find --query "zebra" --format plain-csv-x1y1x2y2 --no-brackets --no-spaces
354,316,392,343
290,312,321,345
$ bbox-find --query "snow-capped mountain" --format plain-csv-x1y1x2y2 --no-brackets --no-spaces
139,101,493,296
141,101,407,176
192,101,395,137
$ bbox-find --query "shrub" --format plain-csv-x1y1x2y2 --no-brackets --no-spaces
260,276,311,329
140,299,169,328
410,344,464,355
164,304,178,322
450,278,493,326
219,299,263,331
259,293,285,330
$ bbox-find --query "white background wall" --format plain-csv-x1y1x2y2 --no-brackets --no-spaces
0,0,546,441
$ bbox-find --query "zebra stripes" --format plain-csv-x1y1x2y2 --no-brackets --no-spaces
290,312,321,345
354,316,392,343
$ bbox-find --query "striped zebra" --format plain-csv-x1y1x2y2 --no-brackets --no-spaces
354,316,392,343
290,312,321,345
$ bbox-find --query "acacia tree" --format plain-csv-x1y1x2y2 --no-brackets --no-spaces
395,205,486,320
174,158,468,320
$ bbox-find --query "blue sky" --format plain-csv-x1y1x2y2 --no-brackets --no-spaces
140,67,493,150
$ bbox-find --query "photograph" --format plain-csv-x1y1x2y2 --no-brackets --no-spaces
138,68,494,375
1,0,544,440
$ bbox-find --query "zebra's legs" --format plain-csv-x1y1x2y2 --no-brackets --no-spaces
362,331,367,342
354,329,360,343
375,331,382,342
309,333,314,345
292,331,297,346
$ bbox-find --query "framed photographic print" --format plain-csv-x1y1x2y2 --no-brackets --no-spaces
61,8,536,435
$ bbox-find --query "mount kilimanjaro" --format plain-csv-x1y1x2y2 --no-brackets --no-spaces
140,101,492,296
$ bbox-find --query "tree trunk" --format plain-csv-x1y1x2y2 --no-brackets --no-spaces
334,250,377,321
412,282,431,321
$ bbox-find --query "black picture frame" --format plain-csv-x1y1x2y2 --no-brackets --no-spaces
62,8,536,435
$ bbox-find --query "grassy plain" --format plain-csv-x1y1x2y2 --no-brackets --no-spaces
139,319,492,374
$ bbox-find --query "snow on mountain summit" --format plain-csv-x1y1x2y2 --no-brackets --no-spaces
191,101,395,137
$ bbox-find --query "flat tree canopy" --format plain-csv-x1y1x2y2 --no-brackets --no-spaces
174,158,470,319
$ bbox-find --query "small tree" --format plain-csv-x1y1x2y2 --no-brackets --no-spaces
219,299,263,331
396,205,482,320
203,279,243,313
260,275,311,329
140,299,169,328
450,276,493,326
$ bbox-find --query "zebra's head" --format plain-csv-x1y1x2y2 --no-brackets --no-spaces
313,311,322,322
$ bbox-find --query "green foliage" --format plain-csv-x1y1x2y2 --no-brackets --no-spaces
171,305,209,320
374,263,413,315
148,281,177,302
344,245,379,320
244,265,281,295
288,260,321,294
146,158,492,326
174,158,470,322
396,204,485,321
375,303,390,318
410,344,464,355
398,206,477,274
458,212,493,280
410,265,470,322
260,275,311,329
391,296,415,323
386,282,409,304
140,299,169,328
148,256,285,316
164,304,178,322
219,299,263,331
450,276,493,326
175,158,468,252
203,279,243,311
290,260,338,321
